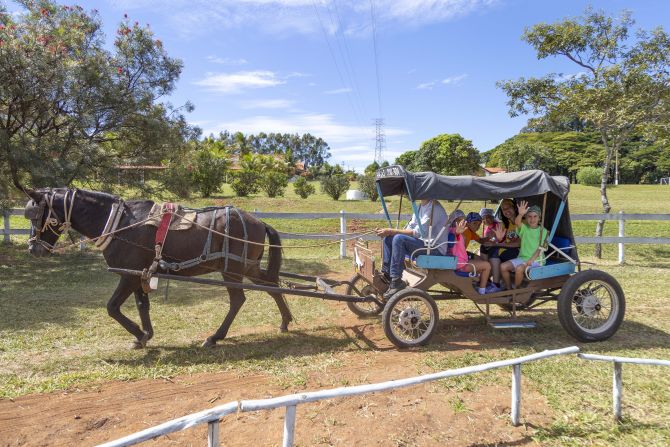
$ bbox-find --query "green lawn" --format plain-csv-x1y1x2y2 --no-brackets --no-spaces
1,183,669,445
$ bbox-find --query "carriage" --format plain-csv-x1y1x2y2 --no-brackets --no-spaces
344,165,626,347
20,166,625,349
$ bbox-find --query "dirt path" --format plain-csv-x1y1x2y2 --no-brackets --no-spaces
1,309,553,447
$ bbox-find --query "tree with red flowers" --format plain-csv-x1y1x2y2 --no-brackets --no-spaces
0,0,196,192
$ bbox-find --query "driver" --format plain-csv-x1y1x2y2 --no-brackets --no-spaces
375,199,448,298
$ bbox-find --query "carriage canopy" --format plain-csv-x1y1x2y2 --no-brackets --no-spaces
375,165,569,201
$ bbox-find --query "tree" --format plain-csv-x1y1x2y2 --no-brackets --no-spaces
190,137,229,197
394,150,418,170
1,1,193,189
412,134,480,175
497,8,670,257
320,175,350,200
364,161,380,176
358,175,379,201
293,177,315,199
486,140,559,174
260,171,289,198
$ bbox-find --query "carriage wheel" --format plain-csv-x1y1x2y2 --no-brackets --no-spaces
382,288,439,348
345,273,384,317
557,270,625,342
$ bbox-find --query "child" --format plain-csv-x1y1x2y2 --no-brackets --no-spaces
500,201,548,290
463,212,482,250
450,215,494,295
478,208,497,260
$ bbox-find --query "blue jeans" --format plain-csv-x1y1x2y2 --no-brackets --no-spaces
382,234,426,279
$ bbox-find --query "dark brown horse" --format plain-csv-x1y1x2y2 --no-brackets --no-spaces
21,187,293,348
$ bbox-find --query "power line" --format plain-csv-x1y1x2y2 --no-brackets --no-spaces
311,0,364,126
370,0,383,118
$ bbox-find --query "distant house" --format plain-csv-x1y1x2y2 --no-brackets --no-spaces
481,166,507,177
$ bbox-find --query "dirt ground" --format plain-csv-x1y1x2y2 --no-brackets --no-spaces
0,315,554,447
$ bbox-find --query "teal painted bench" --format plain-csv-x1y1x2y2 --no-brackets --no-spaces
527,261,576,280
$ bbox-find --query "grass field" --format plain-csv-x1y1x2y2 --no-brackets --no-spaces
1,183,670,445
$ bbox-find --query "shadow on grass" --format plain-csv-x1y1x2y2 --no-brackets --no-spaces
532,417,666,444
108,330,353,367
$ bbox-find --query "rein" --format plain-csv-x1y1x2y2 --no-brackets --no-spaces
29,189,77,252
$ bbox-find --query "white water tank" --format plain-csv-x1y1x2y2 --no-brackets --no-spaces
346,189,366,201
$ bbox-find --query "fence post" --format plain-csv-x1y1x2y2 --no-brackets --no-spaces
3,211,9,243
613,362,622,422
619,211,626,264
207,420,220,446
511,364,521,426
339,210,346,259
283,405,297,447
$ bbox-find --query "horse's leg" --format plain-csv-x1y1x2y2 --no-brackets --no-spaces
203,286,246,348
248,274,293,333
134,289,154,341
106,275,150,349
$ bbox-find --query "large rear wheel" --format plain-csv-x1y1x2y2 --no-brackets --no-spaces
557,270,625,342
345,274,384,317
382,288,439,348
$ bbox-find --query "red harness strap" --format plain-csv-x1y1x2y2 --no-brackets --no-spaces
155,202,176,246
142,202,176,293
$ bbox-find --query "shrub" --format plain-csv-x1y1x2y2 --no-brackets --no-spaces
320,175,350,200
260,171,289,198
576,166,602,186
358,175,378,201
162,162,193,198
294,177,315,199
191,150,228,197
231,170,260,197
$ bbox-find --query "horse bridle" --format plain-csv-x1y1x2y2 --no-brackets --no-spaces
25,189,77,252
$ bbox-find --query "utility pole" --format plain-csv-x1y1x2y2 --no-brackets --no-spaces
374,118,385,164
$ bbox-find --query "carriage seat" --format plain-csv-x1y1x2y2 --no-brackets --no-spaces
526,236,576,280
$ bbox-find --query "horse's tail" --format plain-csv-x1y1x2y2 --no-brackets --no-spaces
263,223,282,282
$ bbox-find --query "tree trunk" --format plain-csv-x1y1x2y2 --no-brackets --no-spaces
595,135,614,258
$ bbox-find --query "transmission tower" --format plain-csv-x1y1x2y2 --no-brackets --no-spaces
374,118,385,164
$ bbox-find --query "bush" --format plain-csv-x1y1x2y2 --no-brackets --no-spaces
231,170,260,197
358,175,378,201
293,177,315,199
260,171,289,198
577,166,602,186
162,162,193,198
191,150,228,197
320,175,350,200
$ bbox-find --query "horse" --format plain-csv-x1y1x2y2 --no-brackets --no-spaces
21,187,293,349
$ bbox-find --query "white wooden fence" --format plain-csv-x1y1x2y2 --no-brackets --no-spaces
98,346,580,447
578,353,670,422
3,209,670,264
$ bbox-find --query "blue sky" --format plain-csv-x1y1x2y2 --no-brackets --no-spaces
8,1,670,171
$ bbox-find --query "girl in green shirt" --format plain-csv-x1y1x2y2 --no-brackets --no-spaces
500,201,547,290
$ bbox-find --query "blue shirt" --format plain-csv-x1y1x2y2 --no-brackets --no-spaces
406,200,449,254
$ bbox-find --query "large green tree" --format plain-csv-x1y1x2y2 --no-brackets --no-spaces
412,133,480,175
1,0,192,190
497,9,670,257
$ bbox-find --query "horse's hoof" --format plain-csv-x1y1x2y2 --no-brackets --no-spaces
202,338,217,348
132,332,150,349
279,325,289,333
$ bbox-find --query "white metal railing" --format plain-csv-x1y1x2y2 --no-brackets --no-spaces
578,353,670,422
98,346,579,447
4,210,670,262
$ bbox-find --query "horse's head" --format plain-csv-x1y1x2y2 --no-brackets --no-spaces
23,188,77,257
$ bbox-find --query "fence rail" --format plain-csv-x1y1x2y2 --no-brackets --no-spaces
4,210,670,263
578,353,670,422
99,346,579,447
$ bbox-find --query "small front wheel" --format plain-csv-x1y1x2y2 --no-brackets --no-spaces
382,288,439,348
557,269,625,342
345,274,384,317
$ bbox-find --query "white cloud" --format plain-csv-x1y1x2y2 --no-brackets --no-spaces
109,0,499,39
206,56,248,65
239,99,296,109
416,81,437,90
324,87,353,95
194,71,284,94
442,73,468,84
